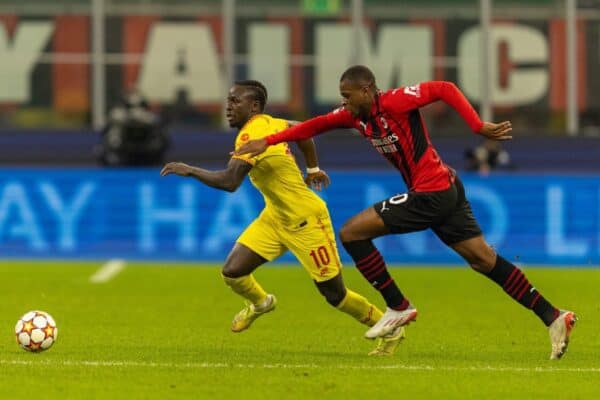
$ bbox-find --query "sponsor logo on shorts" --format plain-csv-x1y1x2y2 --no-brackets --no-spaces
380,201,390,212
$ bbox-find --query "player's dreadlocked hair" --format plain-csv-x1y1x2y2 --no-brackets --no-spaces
340,65,376,87
235,80,268,111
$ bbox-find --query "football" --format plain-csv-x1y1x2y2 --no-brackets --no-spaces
15,310,58,352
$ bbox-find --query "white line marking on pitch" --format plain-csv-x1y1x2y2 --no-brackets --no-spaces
89,259,126,283
1,359,598,373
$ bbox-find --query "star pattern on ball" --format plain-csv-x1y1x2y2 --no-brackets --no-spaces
44,325,55,337
22,321,34,334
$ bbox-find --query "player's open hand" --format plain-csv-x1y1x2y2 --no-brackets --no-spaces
231,138,268,158
305,170,331,191
160,162,191,177
479,121,513,141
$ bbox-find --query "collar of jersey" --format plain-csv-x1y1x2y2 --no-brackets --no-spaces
240,113,266,131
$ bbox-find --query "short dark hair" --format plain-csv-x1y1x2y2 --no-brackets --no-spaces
340,65,376,86
235,80,268,111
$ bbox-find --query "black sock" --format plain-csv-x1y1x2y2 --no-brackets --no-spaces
342,239,409,310
487,255,559,326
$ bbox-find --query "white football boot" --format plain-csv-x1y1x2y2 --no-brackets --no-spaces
365,306,417,339
548,310,577,360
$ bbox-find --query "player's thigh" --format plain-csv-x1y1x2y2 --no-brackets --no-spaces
432,205,483,246
432,179,483,246
236,214,287,263
372,192,439,234
282,212,342,283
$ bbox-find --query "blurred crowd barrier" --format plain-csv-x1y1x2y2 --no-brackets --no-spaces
0,168,597,265
0,0,599,136
1,128,599,173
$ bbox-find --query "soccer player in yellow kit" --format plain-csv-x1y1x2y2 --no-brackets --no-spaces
161,80,404,355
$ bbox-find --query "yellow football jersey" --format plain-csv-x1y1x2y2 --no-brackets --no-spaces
232,114,326,228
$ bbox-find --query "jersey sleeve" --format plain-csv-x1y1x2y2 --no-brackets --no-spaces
232,117,281,166
265,108,355,145
387,81,484,133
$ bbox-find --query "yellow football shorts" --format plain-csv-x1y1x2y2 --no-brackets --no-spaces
236,209,342,282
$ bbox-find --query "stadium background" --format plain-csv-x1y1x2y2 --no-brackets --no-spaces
0,0,598,266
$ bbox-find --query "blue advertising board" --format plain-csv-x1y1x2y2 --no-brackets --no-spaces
0,168,598,265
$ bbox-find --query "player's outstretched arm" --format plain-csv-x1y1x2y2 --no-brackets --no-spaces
234,112,352,157
160,159,252,192
479,121,513,141
232,120,301,157
295,138,330,191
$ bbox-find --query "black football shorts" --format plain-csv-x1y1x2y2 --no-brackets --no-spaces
373,175,482,245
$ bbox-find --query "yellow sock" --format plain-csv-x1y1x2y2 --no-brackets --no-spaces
222,274,268,305
337,289,383,327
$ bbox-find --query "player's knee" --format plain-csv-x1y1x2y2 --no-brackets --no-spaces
221,263,242,278
318,285,347,307
339,225,353,244
476,262,495,274
323,289,346,307
341,218,368,243
469,263,487,273
461,245,496,274
468,256,495,273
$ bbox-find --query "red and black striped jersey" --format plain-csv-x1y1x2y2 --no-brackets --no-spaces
266,81,484,192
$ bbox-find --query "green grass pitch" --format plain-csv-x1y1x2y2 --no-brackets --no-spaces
0,261,598,399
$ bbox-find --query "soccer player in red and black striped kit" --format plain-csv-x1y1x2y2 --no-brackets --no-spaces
235,65,576,360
